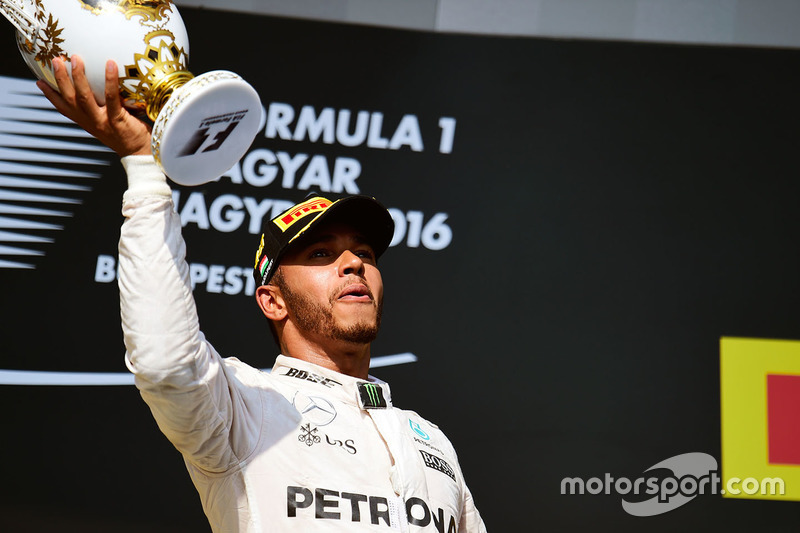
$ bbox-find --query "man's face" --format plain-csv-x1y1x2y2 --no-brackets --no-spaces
272,222,384,344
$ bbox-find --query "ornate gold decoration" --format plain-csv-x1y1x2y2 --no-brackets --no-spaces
146,70,193,121
22,1,67,68
151,71,242,165
33,13,65,66
78,0,173,21
119,30,190,119
33,0,46,22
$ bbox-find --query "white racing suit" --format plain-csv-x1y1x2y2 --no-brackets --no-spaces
118,155,487,532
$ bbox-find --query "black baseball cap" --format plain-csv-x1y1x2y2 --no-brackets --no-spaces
253,194,395,286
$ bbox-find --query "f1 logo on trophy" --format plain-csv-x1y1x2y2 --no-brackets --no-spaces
0,0,262,185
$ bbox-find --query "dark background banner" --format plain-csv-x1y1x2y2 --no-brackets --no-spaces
1,7,799,531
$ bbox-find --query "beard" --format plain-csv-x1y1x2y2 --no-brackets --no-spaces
274,272,382,344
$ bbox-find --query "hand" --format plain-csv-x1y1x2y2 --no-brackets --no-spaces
36,54,152,157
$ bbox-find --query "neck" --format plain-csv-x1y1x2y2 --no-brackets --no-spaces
279,328,372,379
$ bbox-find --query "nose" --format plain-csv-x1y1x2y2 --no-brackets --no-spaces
337,250,365,277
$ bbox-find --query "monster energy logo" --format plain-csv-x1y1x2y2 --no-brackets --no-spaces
364,384,380,405
358,382,387,409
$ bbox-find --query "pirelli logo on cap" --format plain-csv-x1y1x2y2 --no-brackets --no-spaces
273,197,332,232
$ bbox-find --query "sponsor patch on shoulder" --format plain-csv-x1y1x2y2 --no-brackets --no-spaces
419,450,456,481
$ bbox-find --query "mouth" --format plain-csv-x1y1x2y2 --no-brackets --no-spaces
336,283,373,303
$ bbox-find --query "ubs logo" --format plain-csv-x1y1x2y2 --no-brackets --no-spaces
325,435,357,455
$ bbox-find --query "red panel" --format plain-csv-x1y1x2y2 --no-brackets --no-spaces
767,374,800,465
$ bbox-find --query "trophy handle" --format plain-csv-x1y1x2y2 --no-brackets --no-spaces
0,1,39,44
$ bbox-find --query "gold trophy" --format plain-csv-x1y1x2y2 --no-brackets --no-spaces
0,0,262,185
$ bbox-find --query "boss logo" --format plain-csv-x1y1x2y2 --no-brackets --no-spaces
420,450,455,481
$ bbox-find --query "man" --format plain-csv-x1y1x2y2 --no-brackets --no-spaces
39,55,487,532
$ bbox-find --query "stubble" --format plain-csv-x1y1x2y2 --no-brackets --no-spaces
274,270,382,344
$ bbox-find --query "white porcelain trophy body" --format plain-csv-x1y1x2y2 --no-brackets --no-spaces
0,0,262,185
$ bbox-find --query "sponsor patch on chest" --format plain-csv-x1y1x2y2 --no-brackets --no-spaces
283,367,342,388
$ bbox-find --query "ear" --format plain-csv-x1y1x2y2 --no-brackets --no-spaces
256,284,288,321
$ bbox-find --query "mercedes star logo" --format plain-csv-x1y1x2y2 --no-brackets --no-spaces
292,392,337,426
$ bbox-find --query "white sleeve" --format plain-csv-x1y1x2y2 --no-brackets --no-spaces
459,482,488,533
446,437,487,533
118,155,261,472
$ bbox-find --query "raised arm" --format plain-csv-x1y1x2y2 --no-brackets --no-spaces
38,57,261,471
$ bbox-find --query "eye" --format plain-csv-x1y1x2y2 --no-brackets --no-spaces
354,249,375,261
309,248,331,259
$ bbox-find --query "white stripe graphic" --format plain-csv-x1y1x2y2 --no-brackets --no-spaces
0,162,101,178
0,216,62,230
0,189,81,203
0,119,103,138
0,354,419,386
0,176,91,190
0,244,44,256
0,106,82,123
0,75,111,269
0,132,111,152
368,353,419,368
0,204,71,216
0,370,136,386
0,231,52,243
0,259,34,269
0,147,107,165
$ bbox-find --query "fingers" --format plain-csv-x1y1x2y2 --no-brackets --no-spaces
37,55,153,157
51,57,75,104
36,79,69,114
104,60,124,126
70,55,103,119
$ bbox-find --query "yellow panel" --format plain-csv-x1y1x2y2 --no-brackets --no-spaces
720,337,800,501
